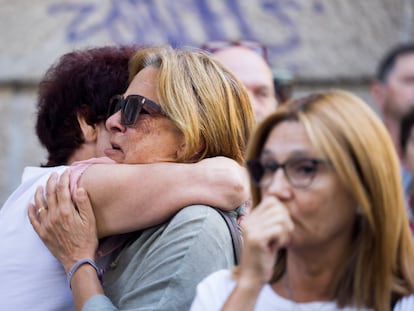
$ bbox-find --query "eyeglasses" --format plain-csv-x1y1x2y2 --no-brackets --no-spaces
246,157,329,189
107,94,164,126
201,40,268,62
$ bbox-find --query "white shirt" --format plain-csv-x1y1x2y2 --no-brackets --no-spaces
0,166,74,311
190,269,414,311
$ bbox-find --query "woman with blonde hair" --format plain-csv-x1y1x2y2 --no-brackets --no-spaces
191,90,414,311
30,45,255,310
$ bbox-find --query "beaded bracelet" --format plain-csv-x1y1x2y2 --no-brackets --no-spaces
67,258,103,288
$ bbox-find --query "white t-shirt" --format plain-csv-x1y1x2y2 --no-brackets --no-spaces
0,158,113,311
0,166,74,311
190,269,414,311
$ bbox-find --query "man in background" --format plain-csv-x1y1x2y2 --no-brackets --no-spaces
202,40,278,122
371,43,414,158
371,43,414,218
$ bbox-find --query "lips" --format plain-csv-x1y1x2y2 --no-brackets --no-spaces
104,141,124,160
111,142,121,150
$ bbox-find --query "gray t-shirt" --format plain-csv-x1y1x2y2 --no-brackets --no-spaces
83,205,236,311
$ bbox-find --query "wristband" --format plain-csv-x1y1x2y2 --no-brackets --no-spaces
67,258,103,288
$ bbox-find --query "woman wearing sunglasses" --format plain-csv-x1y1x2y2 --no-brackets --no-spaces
28,45,255,311
1,46,251,311
190,90,414,311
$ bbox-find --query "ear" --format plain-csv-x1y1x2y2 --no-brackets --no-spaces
176,137,205,161
175,139,187,160
370,81,387,112
77,113,97,143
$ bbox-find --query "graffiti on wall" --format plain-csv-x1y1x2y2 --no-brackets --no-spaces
48,0,324,70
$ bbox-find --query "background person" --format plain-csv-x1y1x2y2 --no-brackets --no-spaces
30,45,255,311
0,46,249,311
202,40,278,122
400,105,414,234
190,90,414,311
371,43,414,158
371,43,414,205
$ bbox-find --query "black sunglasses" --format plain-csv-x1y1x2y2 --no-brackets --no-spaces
107,94,165,126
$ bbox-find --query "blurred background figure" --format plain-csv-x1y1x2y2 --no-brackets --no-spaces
371,43,414,158
400,105,414,234
201,40,282,122
273,69,294,104
371,43,414,218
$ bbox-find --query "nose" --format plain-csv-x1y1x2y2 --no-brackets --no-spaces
263,168,292,200
105,110,126,133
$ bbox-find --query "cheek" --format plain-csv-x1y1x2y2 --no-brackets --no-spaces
289,195,319,222
122,130,152,163
124,144,145,163
95,128,112,156
128,131,182,163
291,183,355,236
396,83,414,102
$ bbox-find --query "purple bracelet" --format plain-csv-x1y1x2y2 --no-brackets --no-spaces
67,258,103,288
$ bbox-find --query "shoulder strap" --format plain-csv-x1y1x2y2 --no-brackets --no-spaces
215,209,242,265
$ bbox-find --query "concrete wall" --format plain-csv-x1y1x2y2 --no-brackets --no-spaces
0,0,412,204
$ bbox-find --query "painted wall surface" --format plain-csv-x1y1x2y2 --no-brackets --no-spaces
0,0,410,204
0,0,407,81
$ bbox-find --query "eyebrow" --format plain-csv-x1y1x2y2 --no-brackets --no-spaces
261,148,319,159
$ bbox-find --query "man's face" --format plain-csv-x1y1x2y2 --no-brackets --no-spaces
213,47,278,122
383,53,414,119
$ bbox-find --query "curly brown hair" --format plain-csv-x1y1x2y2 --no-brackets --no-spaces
35,45,140,166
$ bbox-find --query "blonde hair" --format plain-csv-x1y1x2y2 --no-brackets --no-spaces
128,45,255,164
246,90,414,311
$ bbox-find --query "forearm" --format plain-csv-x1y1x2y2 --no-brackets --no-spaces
190,160,250,210
81,160,249,238
70,265,105,311
82,295,118,311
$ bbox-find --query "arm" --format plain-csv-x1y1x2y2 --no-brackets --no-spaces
29,196,237,310
218,196,294,311
80,157,249,237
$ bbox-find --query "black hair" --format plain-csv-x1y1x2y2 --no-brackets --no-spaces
376,43,414,82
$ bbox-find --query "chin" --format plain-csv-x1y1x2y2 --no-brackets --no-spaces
108,154,124,164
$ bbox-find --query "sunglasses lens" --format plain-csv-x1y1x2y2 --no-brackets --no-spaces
107,97,123,119
122,97,141,125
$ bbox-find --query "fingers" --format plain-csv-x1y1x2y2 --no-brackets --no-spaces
33,185,48,222
29,170,74,233
55,170,75,214
28,189,50,242
28,169,100,272
28,202,41,235
243,196,294,250
45,171,58,209
74,188,95,225
238,196,292,284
